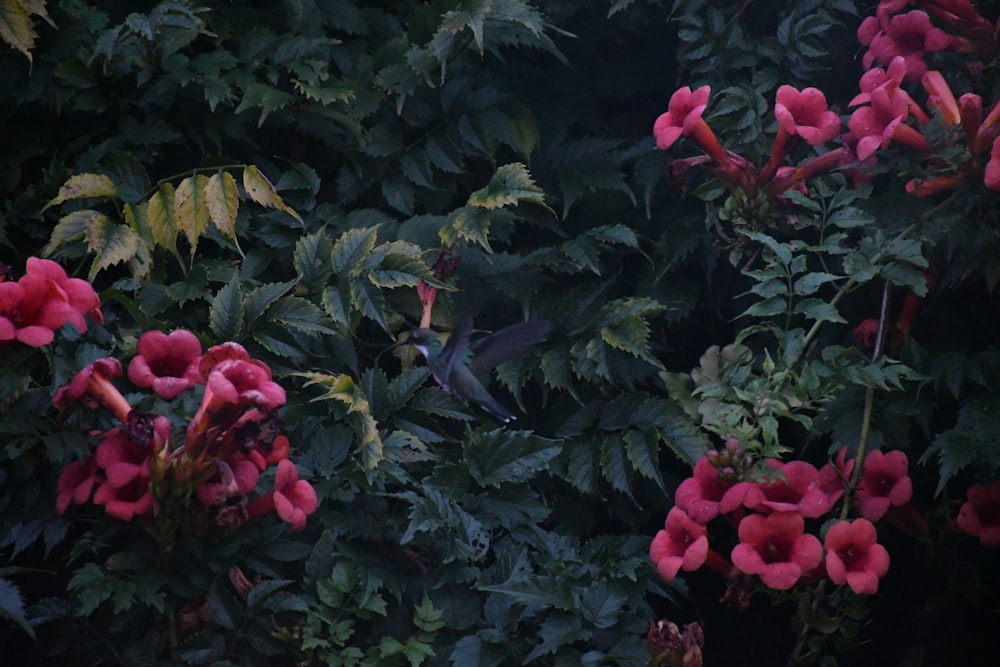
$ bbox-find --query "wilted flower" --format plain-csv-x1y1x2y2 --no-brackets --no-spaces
824,518,891,594
731,511,823,590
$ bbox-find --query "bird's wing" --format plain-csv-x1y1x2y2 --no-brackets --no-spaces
443,316,474,381
470,320,551,375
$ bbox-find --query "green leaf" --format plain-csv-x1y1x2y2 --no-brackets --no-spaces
243,280,298,325
624,429,664,491
793,272,840,296
243,165,302,223
209,271,244,340
332,226,379,276
293,230,333,291
741,296,788,318
0,579,33,639
462,429,562,488
83,217,143,281
794,298,846,324
827,206,874,229
368,253,435,289
268,296,339,335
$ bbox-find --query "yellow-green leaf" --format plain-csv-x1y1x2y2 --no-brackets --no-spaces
0,0,37,62
243,165,302,224
82,216,142,281
147,183,178,256
205,171,239,239
468,163,547,210
174,174,210,256
46,173,117,208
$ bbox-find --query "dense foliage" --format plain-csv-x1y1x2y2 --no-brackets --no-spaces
1,0,999,665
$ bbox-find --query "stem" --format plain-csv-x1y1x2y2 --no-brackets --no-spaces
840,280,891,519
791,190,961,367
138,163,247,201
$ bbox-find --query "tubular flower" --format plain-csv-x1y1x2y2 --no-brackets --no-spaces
649,507,730,582
849,82,928,160
654,85,730,166
674,456,734,524
855,449,913,521
92,429,155,521
247,459,318,531
774,85,841,146
128,329,203,400
52,357,132,423
956,481,1000,547
858,9,953,80
0,257,103,347
185,358,286,461
921,71,960,126
744,460,836,519
985,136,1000,191
56,455,100,514
824,518,891,595
195,454,262,507
731,511,823,590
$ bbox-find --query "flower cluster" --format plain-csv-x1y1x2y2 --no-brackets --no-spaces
847,1,1000,195
55,329,317,535
654,1,1000,220
0,257,103,347
653,84,850,207
650,439,911,596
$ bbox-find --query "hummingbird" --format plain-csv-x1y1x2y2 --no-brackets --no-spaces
389,317,551,422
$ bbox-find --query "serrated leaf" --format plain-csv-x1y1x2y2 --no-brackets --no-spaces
441,205,493,252
205,171,240,240
47,173,118,208
792,272,840,296
209,271,244,340
268,296,338,335
147,182,178,256
0,579,33,639
294,231,333,290
468,162,547,210
0,0,37,62
332,226,378,276
463,429,562,488
827,206,874,229
624,429,664,491
600,316,664,369
794,298,846,324
599,437,632,494
82,217,143,281
243,165,302,223
368,253,435,289
243,280,297,325
175,174,211,256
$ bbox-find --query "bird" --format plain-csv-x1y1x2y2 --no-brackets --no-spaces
389,317,551,422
